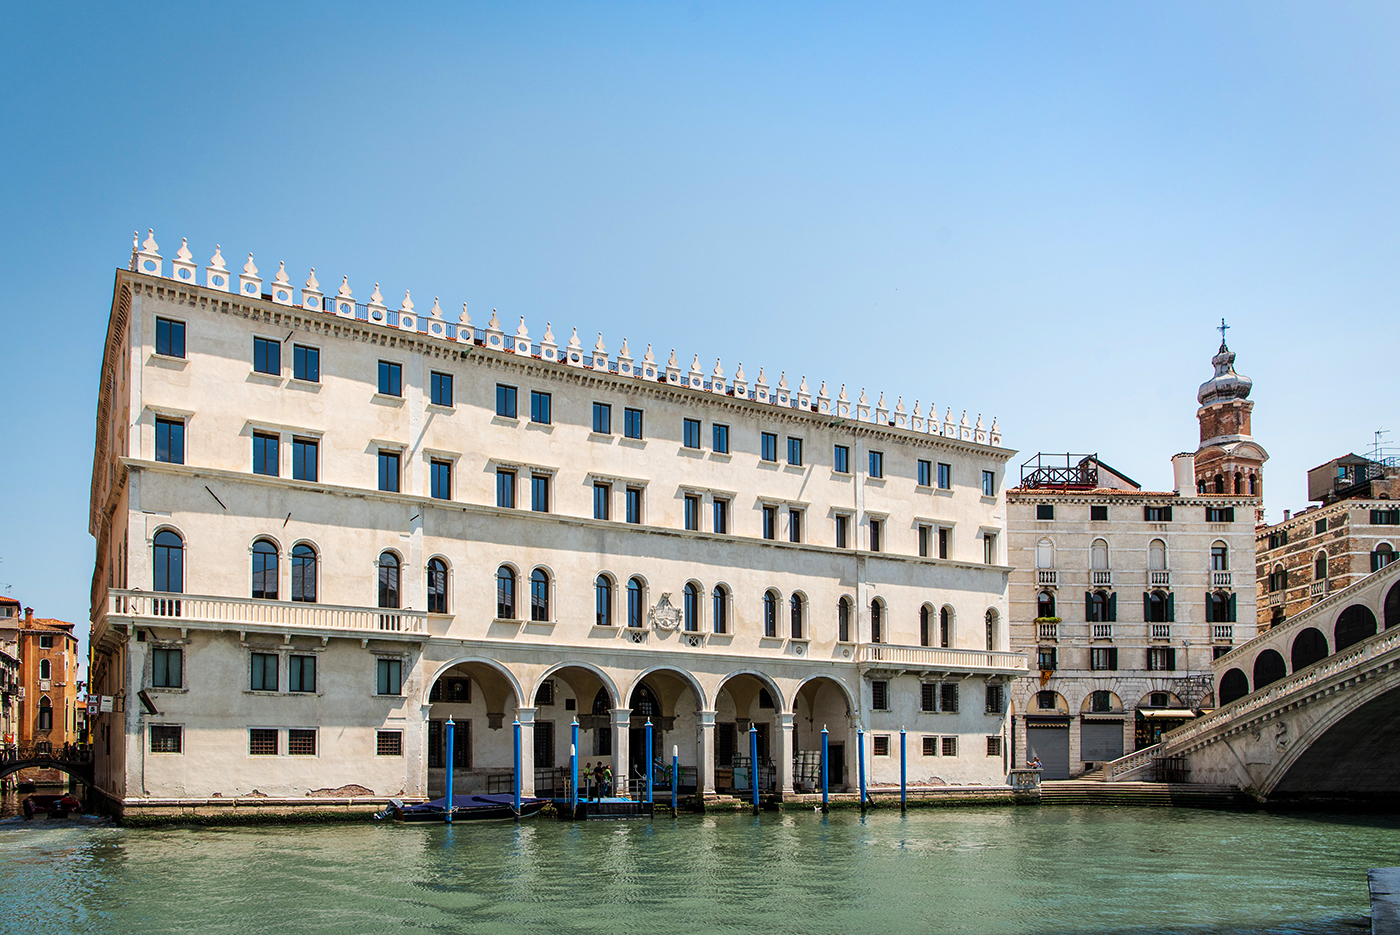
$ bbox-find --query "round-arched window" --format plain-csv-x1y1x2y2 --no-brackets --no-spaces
252,539,278,600
790,593,805,639
627,577,645,628
427,558,449,614
291,544,317,603
530,569,550,621
153,530,184,594
684,583,700,633
378,552,400,609
496,566,517,619
763,590,779,638
595,575,613,627
712,585,729,635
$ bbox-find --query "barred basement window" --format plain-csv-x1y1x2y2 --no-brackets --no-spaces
940,683,959,713
985,684,1004,714
921,682,936,712
986,736,1002,757
873,735,891,757
376,730,403,756
941,737,958,757
871,680,890,711
249,728,278,756
535,680,555,706
150,725,182,753
288,729,317,756
922,736,938,756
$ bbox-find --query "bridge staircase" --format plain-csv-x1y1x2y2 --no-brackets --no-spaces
1040,780,1250,808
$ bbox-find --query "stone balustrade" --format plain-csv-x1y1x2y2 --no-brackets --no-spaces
104,589,429,637
858,642,1028,675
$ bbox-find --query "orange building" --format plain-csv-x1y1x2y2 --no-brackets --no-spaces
0,603,83,756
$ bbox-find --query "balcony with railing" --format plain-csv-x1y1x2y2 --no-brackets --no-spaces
1150,624,1171,640
1212,571,1233,588
1212,624,1233,642
1090,570,1112,587
1092,623,1113,640
1036,569,1058,587
1038,622,1059,641
1148,570,1171,587
103,590,430,637
859,643,1028,675
1310,580,1326,598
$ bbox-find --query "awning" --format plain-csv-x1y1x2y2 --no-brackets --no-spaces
1136,708,1197,719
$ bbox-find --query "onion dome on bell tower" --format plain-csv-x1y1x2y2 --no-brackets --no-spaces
1192,320,1268,501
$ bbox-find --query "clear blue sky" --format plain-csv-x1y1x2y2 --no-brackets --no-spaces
2,2,1398,640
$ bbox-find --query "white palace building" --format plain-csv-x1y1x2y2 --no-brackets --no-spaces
85,231,1026,818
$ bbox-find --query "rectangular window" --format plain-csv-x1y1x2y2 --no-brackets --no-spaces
532,474,551,513
155,317,185,358
985,684,1004,714
292,438,318,482
533,721,556,768
870,519,882,552
984,533,997,565
938,527,949,559
982,471,996,497
592,402,612,434
377,658,403,695
530,390,551,424
713,498,729,534
293,344,320,382
624,408,644,439
250,653,278,692
253,337,281,375
378,360,402,397
918,525,931,558
1091,648,1119,671
760,432,778,462
835,515,849,549
1147,647,1177,672
288,728,316,756
762,505,778,540
249,728,278,756
1144,505,1172,522
289,655,316,693
923,736,938,756
1038,647,1058,670
937,462,952,489
868,450,883,478
942,737,958,757
683,418,702,449
987,736,1003,757
152,647,182,688
155,418,185,464
1036,504,1054,520
625,487,643,524
1315,518,1328,535
430,459,452,500
918,460,932,487
497,469,516,508
594,482,611,520
872,680,889,711
940,683,959,713
1091,505,1109,521
378,450,400,492
713,423,729,453
921,682,936,712
150,724,182,753
787,437,803,466
1371,509,1400,525
684,494,700,531
834,445,850,474
1206,506,1235,523
39,635,53,649
253,433,279,476
376,730,403,756
430,371,453,407
496,384,517,418
788,509,802,544
873,735,891,757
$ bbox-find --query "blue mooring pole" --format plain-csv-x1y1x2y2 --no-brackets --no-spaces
645,718,654,806
900,727,907,811
512,717,522,818
671,745,679,816
857,727,867,810
821,724,829,813
570,717,579,819
444,716,455,824
749,723,760,813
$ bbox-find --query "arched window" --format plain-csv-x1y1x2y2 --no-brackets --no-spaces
291,544,317,603
153,530,184,593
378,552,400,609
1214,474,1225,494
1335,604,1378,651
37,696,52,731
1090,539,1109,570
837,597,851,642
627,577,645,628
1314,551,1328,581
1267,564,1286,593
1197,479,1207,495
1372,543,1395,573
530,569,550,621
592,688,611,716
870,599,884,644
1219,668,1249,705
1234,472,1243,495
684,582,700,633
1148,539,1167,571
427,558,448,614
939,606,952,648
712,585,729,635
1206,590,1234,623
39,658,51,680
595,575,613,626
1146,590,1169,623
763,590,779,638
1089,690,1112,713
1291,627,1328,670
1035,690,1059,711
496,566,517,619
985,608,997,650
1037,591,1056,619
920,605,932,646
1249,474,1258,495
1035,538,1054,569
1211,543,1229,571
251,539,279,600
1087,590,1110,622
790,593,805,639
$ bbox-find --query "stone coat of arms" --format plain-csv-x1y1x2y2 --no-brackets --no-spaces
649,593,681,631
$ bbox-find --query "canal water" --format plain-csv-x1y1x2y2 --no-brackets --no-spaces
0,806,1394,935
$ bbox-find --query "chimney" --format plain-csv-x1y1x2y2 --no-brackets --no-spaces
23,607,33,625
1283,510,1291,522
1171,453,1195,496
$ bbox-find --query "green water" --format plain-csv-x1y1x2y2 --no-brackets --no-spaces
0,807,1396,935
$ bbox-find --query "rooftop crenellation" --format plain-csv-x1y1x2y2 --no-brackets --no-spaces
129,230,1002,447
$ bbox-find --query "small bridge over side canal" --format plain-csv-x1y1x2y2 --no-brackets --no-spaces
0,749,94,788
1104,559,1400,805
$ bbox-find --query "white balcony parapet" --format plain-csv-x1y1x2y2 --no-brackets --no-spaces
1213,624,1233,642
1148,570,1171,587
859,643,1028,674
1092,623,1113,640
1038,622,1058,641
1310,580,1325,597
1036,569,1058,586
1151,624,1171,640
1212,571,1233,588
105,590,428,636
1090,570,1112,587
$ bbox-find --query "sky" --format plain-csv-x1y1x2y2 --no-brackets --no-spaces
2,2,1398,649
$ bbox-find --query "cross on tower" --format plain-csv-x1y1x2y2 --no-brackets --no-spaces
1218,318,1230,341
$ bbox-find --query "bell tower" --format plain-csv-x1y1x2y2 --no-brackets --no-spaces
1193,320,1268,504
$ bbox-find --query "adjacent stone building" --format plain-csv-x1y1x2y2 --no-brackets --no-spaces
1005,336,1264,779
85,231,1026,818
0,601,83,784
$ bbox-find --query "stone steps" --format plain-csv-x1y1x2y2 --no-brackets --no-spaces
1039,780,1251,809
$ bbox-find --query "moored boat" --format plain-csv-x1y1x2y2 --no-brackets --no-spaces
378,794,547,822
